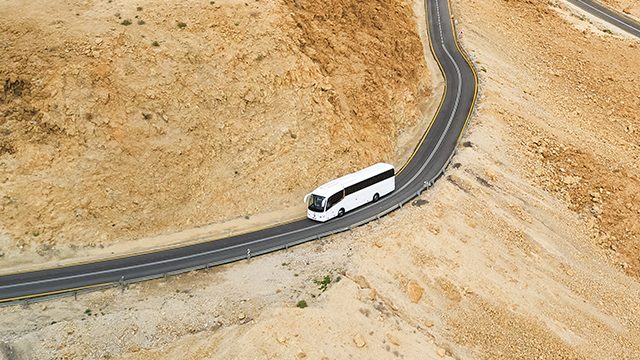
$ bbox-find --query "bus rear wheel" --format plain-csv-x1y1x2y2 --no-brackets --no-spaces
338,208,345,217
373,193,380,202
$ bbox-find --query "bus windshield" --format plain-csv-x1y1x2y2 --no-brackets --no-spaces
307,194,325,212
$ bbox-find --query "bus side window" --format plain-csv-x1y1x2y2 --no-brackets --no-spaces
326,191,344,210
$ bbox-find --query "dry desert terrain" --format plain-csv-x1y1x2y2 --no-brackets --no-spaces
1,0,640,359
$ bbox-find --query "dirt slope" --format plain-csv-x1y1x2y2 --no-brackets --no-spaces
0,0,430,264
1,0,640,359
456,0,640,279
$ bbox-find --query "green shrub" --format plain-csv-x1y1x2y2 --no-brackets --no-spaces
296,300,308,308
315,275,331,292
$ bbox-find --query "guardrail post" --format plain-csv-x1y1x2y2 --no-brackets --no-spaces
74,291,77,301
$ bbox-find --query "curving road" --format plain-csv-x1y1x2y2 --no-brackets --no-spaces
0,0,476,303
1,0,636,304
567,0,640,37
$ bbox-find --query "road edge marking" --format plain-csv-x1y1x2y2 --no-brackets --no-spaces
0,282,112,304
397,0,450,175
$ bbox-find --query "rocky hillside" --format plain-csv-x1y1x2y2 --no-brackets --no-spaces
0,0,430,266
1,0,639,359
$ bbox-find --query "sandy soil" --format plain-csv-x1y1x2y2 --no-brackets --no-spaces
0,0,432,267
2,73,640,358
452,0,640,280
1,0,640,359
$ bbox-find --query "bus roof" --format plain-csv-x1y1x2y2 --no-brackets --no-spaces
312,162,394,197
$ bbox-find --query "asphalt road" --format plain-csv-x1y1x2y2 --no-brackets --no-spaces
0,0,476,303
1,0,636,304
567,0,640,37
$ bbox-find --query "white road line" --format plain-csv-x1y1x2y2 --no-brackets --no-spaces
398,0,462,194
0,0,465,292
572,0,640,33
436,0,445,44
0,221,321,289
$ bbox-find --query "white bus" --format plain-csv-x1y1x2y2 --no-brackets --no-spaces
304,163,395,222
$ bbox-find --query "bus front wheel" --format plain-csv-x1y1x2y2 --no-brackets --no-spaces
338,208,345,217
373,193,380,202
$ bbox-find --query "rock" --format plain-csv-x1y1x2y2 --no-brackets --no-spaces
562,176,581,185
437,348,447,357
352,275,370,289
296,352,307,359
425,320,434,328
591,205,602,216
437,278,462,303
368,288,377,300
406,280,424,303
80,197,91,208
238,313,245,320
353,334,366,348
320,84,333,91
386,333,400,346
276,335,287,344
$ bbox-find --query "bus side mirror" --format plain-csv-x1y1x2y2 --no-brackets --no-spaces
304,193,311,204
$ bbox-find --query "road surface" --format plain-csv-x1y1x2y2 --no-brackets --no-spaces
2,0,635,304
